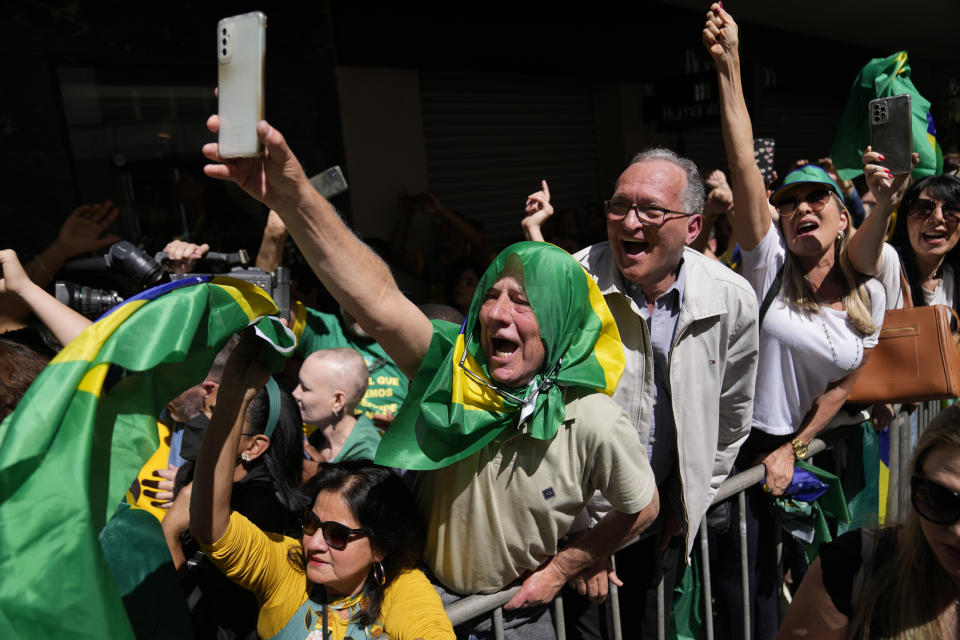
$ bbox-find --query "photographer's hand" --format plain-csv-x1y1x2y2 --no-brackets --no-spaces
162,240,210,274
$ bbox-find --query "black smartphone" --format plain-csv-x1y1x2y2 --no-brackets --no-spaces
869,94,913,175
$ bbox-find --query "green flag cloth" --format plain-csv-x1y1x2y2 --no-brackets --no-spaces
375,241,625,470
670,547,703,640
837,421,881,535
774,460,852,563
830,51,943,181
0,276,295,639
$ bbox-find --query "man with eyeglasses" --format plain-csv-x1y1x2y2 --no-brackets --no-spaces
572,149,759,638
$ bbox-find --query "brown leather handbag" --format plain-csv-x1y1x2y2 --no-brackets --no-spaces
847,270,960,404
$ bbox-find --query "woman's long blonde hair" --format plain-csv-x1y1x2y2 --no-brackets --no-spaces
778,193,878,336
853,404,960,638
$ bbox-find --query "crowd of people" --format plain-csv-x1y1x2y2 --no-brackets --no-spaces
3,5,960,640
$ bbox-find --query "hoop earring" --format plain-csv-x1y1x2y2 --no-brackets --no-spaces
333,406,343,419
371,561,385,586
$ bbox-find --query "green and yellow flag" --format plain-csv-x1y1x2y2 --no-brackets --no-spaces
0,276,294,639
376,242,624,470
831,51,943,181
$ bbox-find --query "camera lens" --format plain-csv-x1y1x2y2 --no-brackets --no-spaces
222,38,227,45
222,28,227,35
222,48,227,56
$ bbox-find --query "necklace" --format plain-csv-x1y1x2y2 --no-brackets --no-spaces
818,311,862,371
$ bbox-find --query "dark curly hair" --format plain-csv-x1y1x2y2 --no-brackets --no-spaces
0,339,49,420
890,174,960,307
291,461,425,627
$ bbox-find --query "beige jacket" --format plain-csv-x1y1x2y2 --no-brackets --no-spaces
575,244,759,556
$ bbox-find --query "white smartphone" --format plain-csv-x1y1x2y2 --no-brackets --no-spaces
217,11,266,158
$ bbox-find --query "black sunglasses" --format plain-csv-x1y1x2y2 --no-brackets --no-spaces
908,199,960,225
301,509,370,550
911,474,960,524
775,188,834,217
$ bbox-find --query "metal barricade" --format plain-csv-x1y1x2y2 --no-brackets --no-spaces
442,403,942,640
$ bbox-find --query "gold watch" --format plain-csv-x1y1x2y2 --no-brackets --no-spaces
791,438,808,460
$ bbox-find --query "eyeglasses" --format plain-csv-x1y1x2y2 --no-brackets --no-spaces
301,509,370,550
775,188,834,217
604,200,694,226
911,474,960,524
907,199,960,225
457,333,561,407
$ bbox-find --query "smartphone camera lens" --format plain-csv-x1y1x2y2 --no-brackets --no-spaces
222,48,227,56
222,28,227,35
222,38,227,45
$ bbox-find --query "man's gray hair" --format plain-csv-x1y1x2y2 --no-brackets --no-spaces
628,148,705,215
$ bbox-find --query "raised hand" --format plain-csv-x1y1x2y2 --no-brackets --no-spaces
861,146,919,209
703,4,739,63
219,328,273,393
0,249,33,297
202,117,311,214
55,201,122,258
521,179,554,242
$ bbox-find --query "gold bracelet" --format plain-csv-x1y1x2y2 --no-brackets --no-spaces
791,438,808,460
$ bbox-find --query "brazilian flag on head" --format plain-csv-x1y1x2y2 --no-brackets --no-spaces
375,241,625,470
830,51,943,181
0,276,295,639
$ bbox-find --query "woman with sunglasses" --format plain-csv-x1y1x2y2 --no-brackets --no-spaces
705,6,885,638
779,403,960,638
190,332,455,640
848,151,960,319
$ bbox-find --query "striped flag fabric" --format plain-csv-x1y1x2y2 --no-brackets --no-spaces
0,276,294,639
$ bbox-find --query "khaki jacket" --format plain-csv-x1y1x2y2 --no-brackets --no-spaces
575,244,759,556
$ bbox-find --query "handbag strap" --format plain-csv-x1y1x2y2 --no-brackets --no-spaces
897,262,914,310
759,264,785,327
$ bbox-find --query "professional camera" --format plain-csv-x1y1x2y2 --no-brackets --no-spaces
54,282,124,317
169,266,290,321
54,240,164,317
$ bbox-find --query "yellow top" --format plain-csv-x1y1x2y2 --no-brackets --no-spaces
201,511,454,640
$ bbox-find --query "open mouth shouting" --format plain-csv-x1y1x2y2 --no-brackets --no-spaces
491,336,520,359
622,238,650,257
794,218,820,237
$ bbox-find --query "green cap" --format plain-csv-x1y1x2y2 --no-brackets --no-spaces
770,165,843,205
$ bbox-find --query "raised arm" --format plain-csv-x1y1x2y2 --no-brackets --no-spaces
0,249,91,345
189,332,269,544
846,147,918,276
1,202,120,329
202,118,433,380
521,180,554,243
704,5,771,250
254,210,288,273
